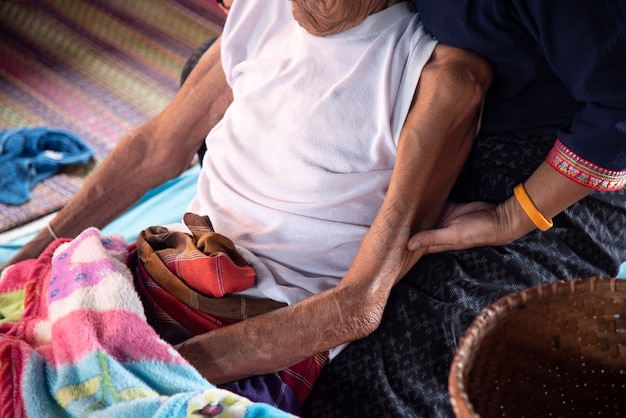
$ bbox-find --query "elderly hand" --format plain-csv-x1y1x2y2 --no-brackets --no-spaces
406,199,524,254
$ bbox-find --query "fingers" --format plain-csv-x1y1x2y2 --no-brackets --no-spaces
407,228,465,254
405,202,459,252
406,201,500,254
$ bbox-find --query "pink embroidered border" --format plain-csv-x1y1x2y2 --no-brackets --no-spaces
546,139,626,191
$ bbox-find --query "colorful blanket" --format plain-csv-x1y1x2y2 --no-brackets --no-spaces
0,228,294,418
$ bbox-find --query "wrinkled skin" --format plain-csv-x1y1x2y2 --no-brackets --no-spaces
292,0,404,36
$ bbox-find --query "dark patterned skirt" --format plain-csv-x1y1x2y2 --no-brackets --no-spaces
303,132,626,417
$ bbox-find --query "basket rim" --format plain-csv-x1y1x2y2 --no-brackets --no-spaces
448,276,625,417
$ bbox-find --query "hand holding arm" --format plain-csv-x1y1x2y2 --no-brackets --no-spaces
176,44,492,383
407,162,593,254
4,37,232,268
407,1,626,255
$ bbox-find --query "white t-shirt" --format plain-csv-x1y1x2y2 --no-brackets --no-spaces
186,0,437,305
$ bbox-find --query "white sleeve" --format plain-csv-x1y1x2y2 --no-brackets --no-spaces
220,0,294,86
390,14,438,143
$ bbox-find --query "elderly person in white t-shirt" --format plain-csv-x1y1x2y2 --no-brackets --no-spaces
7,0,491,401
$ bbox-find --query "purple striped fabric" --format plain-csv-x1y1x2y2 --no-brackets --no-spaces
0,0,224,231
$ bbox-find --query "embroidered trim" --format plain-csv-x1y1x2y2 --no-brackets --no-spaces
546,139,626,191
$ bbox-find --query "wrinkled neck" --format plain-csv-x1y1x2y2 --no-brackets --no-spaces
292,0,404,36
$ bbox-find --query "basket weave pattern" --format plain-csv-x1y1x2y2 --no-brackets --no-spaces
449,277,626,417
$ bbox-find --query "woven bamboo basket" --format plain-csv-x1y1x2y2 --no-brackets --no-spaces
449,277,626,417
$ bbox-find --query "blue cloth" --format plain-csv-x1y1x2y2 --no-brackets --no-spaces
620,262,626,279
0,127,93,205
414,0,626,171
0,165,200,267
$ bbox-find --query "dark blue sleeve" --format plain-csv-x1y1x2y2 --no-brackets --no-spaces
514,0,626,170
414,0,626,172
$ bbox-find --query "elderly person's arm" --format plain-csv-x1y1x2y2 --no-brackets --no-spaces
5,37,232,268
176,44,492,383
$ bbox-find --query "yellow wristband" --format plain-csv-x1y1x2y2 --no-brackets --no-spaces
513,184,553,231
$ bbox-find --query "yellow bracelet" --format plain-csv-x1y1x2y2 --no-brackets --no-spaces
513,184,553,231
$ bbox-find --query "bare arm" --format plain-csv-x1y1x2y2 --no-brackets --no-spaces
176,44,492,383
5,37,232,267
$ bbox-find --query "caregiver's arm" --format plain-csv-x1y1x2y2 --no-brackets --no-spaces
176,44,492,383
406,163,593,253
406,0,626,254
5,37,232,267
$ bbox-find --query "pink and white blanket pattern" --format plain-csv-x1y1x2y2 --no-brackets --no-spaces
0,228,293,418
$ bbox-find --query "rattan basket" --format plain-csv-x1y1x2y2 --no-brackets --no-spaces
449,277,626,417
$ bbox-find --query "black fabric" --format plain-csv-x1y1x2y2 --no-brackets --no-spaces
303,133,626,417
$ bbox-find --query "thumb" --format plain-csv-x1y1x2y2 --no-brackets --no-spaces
407,228,447,253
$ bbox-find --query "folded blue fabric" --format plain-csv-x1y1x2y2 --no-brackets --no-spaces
0,127,93,205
